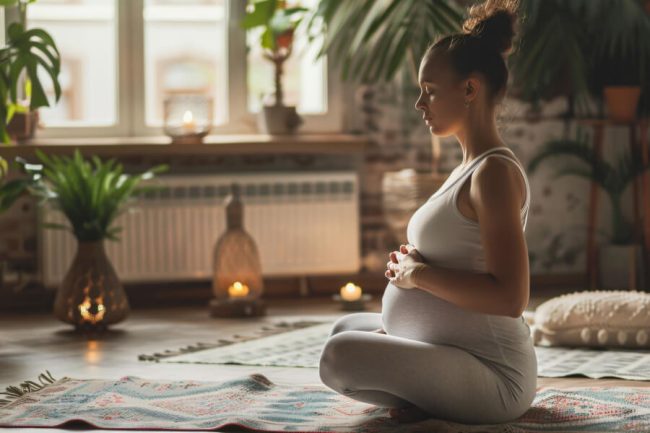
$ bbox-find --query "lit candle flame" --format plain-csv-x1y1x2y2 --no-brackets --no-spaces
78,295,106,324
340,282,362,301
228,281,250,298
182,110,196,132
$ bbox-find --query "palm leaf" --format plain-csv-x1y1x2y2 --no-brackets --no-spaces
15,152,168,242
305,0,463,84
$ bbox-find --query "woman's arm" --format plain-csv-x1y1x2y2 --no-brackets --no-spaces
409,157,529,318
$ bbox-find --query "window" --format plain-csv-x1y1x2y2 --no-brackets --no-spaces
24,0,341,138
28,0,118,127
143,0,227,127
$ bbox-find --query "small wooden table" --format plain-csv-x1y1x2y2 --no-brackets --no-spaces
577,118,650,290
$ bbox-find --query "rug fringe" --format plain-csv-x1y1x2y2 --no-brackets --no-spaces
138,320,329,362
0,370,57,408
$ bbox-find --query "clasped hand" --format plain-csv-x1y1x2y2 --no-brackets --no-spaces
385,243,426,289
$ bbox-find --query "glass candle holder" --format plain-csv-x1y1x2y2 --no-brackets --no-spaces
163,94,213,144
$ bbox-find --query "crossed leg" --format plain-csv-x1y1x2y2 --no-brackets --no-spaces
319,312,524,425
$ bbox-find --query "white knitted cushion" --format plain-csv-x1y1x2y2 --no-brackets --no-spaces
531,290,650,349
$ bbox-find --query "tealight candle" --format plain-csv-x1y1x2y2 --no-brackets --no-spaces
228,281,250,298
163,95,213,144
182,110,197,133
333,282,372,311
340,282,362,301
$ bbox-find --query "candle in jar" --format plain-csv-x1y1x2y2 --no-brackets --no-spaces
228,281,250,298
340,282,362,301
182,110,197,133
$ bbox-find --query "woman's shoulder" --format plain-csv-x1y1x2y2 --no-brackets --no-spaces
471,155,527,207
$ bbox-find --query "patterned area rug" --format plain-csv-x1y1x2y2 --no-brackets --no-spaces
1,372,649,432
140,320,650,381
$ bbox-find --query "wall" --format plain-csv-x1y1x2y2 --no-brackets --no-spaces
0,73,642,300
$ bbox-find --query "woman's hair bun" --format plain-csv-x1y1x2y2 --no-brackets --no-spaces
462,0,519,56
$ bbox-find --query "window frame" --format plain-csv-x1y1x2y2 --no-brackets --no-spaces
30,0,343,139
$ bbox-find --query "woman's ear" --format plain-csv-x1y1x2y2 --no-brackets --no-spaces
464,76,481,102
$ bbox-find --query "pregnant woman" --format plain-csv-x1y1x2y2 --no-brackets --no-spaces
319,0,537,425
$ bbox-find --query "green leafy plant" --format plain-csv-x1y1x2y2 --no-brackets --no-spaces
304,0,464,84
17,150,168,242
242,0,309,52
241,0,309,106
510,0,650,118
527,129,650,245
0,155,32,212
0,0,62,143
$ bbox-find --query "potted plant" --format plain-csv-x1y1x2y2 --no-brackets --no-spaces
241,0,309,134
17,150,167,331
509,0,650,122
0,0,62,143
508,0,593,121
586,1,650,122
527,130,649,289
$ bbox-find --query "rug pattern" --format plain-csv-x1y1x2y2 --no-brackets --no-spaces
140,321,650,381
1,373,650,432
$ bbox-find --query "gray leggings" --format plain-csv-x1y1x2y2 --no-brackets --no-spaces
318,312,535,425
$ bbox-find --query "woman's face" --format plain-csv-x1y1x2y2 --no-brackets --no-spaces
414,53,467,137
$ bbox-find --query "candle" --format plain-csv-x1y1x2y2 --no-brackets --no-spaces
228,281,250,298
182,110,197,133
78,294,106,324
340,282,362,301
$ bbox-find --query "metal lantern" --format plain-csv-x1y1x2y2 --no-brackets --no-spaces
209,183,267,318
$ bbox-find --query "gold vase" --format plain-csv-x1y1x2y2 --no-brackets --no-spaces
53,240,129,330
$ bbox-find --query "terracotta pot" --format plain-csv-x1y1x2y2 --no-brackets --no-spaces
54,240,129,330
604,86,641,122
7,110,39,142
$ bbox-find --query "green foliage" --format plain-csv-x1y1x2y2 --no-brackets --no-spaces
510,0,650,117
304,0,463,84
241,0,309,51
0,0,62,144
303,0,649,115
0,155,31,212
527,129,650,244
16,150,168,242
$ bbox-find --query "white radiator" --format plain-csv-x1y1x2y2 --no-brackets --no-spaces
38,171,360,288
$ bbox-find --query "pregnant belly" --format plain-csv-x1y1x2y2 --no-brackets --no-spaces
381,281,536,386
381,281,511,348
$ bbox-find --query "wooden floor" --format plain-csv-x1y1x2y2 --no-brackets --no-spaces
1,294,649,432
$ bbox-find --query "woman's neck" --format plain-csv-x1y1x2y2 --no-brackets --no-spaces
455,106,504,167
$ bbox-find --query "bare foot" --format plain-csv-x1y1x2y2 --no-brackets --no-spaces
388,405,431,423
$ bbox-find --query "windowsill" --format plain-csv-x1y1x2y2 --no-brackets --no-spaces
0,133,370,158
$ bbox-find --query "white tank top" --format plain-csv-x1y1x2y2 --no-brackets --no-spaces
381,146,533,385
406,146,531,273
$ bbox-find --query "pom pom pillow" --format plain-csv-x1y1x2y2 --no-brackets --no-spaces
531,290,650,349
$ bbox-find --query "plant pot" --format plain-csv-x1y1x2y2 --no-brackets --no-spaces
598,242,646,290
604,86,641,122
7,110,39,143
257,104,303,134
54,240,129,331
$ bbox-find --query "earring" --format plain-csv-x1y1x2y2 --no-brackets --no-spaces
464,100,470,107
